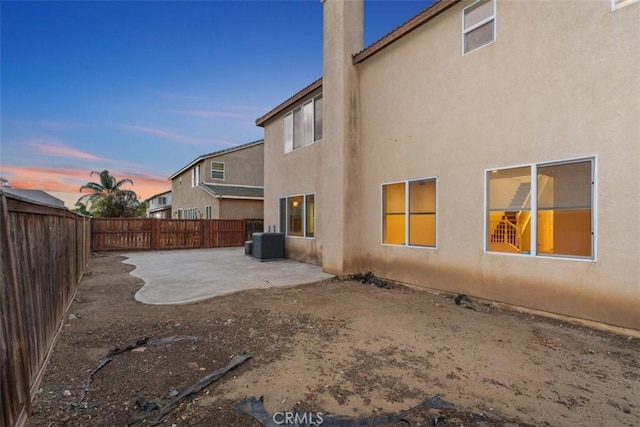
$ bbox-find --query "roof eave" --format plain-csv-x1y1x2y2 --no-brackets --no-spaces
255,78,323,127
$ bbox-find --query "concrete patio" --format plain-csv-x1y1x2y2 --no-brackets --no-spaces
123,247,334,305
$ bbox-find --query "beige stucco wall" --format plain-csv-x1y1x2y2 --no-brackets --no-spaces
219,199,264,220
263,89,324,265
352,0,640,329
171,143,264,219
261,0,639,328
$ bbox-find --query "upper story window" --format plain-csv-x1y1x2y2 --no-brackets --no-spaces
211,161,224,180
158,196,167,205
284,95,323,153
612,0,638,10
463,0,495,54
191,165,200,187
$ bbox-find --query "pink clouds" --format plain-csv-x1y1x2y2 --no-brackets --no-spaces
1,165,170,200
29,140,105,161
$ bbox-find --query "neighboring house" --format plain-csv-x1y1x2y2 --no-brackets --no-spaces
1,188,65,207
256,0,640,330
169,140,264,220
145,190,172,219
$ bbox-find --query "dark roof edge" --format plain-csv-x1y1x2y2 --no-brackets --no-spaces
353,0,462,64
144,189,171,202
168,139,264,180
255,78,322,127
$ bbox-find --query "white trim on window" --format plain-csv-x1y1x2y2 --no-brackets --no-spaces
462,0,496,55
279,193,315,238
612,0,638,11
283,94,323,154
484,156,597,262
211,161,225,180
380,177,438,249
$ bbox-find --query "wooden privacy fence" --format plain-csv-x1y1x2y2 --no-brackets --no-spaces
91,218,264,251
1,193,91,427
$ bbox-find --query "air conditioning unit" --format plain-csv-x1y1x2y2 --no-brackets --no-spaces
251,232,285,261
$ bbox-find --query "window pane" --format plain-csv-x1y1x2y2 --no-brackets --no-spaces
464,20,494,53
464,0,493,29
314,96,323,141
211,162,224,179
383,183,405,244
279,198,287,233
537,161,592,257
288,196,304,236
303,101,313,146
487,166,531,254
409,179,436,246
305,194,315,237
284,113,293,153
293,108,303,150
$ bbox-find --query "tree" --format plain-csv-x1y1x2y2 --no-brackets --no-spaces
72,201,91,216
90,190,145,218
79,170,144,217
79,170,134,203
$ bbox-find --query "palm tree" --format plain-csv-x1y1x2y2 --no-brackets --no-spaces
79,170,135,203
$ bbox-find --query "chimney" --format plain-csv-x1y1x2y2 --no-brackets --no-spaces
319,0,364,275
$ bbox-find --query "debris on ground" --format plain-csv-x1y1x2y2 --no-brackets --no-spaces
351,272,396,289
148,352,252,426
74,335,199,409
237,394,521,427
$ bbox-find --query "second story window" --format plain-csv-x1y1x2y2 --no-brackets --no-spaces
284,94,323,153
463,0,495,54
191,165,200,187
211,161,224,180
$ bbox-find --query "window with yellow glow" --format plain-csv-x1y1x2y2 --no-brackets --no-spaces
279,194,315,238
383,178,436,247
486,158,594,259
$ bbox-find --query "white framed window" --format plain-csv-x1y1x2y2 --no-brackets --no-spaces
463,0,495,54
486,157,595,260
278,194,315,237
612,0,638,10
211,161,224,180
191,165,200,187
382,178,437,247
205,205,212,219
284,95,323,153
158,196,167,205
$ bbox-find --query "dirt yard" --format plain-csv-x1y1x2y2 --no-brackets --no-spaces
27,253,639,426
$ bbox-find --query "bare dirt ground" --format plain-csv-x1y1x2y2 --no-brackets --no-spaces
27,253,639,427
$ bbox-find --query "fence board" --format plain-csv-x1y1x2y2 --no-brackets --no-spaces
91,218,263,251
0,193,90,427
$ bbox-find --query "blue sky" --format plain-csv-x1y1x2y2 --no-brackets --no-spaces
1,0,432,199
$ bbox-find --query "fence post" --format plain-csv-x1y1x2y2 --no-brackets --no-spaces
151,219,159,250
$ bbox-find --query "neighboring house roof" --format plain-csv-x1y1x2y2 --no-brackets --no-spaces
255,78,322,127
147,205,172,214
256,0,462,126
353,0,462,64
168,140,264,180
1,189,65,207
199,183,264,199
144,190,171,203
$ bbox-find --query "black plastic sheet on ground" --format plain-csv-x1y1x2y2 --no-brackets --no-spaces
237,395,456,427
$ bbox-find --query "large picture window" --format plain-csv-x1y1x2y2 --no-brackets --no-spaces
463,0,495,54
284,95,323,153
279,194,315,238
486,158,594,259
383,178,437,247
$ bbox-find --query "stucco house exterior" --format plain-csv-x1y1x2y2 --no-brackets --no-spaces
169,140,264,220
145,190,172,219
256,0,640,330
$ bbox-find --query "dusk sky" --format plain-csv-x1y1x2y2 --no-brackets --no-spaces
1,0,432,201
